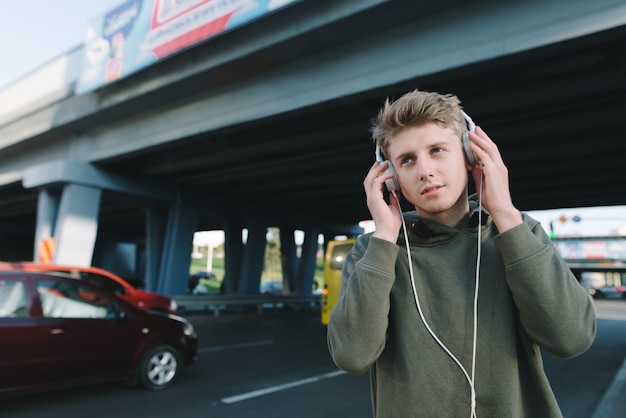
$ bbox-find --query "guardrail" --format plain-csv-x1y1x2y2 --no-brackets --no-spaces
0,45,83,123
173,294,321,317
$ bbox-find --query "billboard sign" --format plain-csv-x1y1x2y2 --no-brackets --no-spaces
77,0,300,93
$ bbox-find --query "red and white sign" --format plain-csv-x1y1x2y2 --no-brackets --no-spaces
147,0,252,59
582,241,608,259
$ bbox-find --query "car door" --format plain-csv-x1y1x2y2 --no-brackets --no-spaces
33,277,139,382
0,276,45,392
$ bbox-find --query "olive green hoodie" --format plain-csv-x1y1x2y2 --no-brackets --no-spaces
327,209,596,418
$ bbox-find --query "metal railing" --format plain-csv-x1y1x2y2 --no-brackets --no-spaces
173,293,321,317
0,45,83,123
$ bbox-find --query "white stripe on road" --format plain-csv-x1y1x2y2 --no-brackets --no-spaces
199,340,274,353
596,312,626,321
221,370,347,404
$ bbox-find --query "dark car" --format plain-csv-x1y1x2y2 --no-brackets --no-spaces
0,271,197,396
580,271,626,299
588,285,626,299
188,271,221,295
260,279,284,295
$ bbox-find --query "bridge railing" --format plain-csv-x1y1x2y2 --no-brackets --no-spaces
0,45,82,123
172,293,321,317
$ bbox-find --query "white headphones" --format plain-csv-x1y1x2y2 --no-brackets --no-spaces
461,111,479,167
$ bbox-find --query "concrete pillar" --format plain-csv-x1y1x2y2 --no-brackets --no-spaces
157,200,198,295
280,226,297,294
93,238,116,270
223,219,244,294
297,227,320,295
53,184,101,266
33,189,60,262
144,207,167,292
237,219,267,294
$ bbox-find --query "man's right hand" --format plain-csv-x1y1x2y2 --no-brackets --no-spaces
364,161,402,242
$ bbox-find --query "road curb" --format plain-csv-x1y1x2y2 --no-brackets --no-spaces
591,353,626,418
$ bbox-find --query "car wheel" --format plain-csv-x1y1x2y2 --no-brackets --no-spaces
137,344,181,390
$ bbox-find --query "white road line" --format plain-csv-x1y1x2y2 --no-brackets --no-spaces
198,339,274,353
596,312,626,321
221,370,347,404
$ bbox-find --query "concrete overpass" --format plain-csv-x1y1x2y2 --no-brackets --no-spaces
0,0,625,296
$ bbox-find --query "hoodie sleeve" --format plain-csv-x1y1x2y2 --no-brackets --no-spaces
495,215,596,358
327,235,399,374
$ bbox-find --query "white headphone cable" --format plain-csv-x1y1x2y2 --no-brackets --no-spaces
391,177,481,418
470,165,484,417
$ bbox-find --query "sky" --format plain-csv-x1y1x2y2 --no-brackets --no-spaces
1,1,625,239
0,0,122,88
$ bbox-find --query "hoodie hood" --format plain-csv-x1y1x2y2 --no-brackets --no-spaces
399,195,492,246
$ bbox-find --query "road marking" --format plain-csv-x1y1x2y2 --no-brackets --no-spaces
198,339,274,353
596,312,626,321
221,370,347,404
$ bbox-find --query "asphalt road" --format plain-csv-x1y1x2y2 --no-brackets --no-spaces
2,300,625,418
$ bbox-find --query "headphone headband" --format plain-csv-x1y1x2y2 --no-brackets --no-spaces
462,111,475,132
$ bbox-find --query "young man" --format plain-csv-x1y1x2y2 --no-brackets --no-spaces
327,89,596,417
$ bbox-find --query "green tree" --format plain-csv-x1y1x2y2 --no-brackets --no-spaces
264,227,282,278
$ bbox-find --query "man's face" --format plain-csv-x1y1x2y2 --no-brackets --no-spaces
387,123,471,222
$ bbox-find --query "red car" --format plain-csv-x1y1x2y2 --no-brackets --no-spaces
0,270,197,396
0,263,177,314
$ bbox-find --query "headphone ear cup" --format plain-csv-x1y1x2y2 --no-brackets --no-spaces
383,160,400,192
461,111,479,166
462,132,479,167
376,145,400,192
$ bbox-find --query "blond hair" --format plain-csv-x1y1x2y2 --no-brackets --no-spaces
371,89,466,157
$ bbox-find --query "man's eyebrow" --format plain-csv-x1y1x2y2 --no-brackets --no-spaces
393,151,414,162
394,141,452,159
430,139,453,148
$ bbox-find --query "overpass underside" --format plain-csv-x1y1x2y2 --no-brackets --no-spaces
0,0,624,295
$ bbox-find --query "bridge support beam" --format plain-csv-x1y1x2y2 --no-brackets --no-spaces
33,189,60,262
157,199,198,295
144,207,167,292
223,219,244,295
297,227,320,295
23,160,177,284
279,226,320,295
237,219,267,295
52,184,102,266
280,227,297,294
